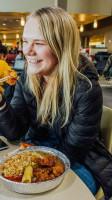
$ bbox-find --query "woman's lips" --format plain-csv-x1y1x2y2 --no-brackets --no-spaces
28,60,42,64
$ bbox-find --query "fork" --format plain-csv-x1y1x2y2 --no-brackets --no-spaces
0,76,10,83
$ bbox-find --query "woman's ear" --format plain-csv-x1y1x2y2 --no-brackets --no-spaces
3,54,7,61
0,53,3,59
0,53,6,60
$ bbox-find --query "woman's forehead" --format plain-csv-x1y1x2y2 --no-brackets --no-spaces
23,17,44,40
24,18,39,33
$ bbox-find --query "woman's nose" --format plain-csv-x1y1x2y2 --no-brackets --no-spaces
26,44,36,56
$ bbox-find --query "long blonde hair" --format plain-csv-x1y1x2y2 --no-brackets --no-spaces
26,7,81,126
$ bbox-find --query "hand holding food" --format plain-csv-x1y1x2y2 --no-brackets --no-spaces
0,86,4,94
0,94,2,101
0,93,6,110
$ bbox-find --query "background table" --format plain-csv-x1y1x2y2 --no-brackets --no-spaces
0,136,96,200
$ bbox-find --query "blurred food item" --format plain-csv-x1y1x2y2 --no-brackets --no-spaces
4,70,18,85
19,142,35,149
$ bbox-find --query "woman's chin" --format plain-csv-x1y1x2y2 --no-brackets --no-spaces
28,66,41,75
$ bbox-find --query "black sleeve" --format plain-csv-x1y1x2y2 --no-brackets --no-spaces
56,81,103,163
0,76,30,140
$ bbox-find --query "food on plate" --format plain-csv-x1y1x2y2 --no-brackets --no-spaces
4,69,18,85
22,166,33,183
1,151,65,183
19,142,35,149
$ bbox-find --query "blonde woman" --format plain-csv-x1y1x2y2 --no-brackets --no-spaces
0,7,111,199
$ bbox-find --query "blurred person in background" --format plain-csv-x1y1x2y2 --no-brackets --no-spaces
0,40,11,94
0,7,112,199
13,47,18,54
15,51,23,60
80,46,86,54
103,54,112,80
85,52,92,62
0,41,17,102
8,48,14,54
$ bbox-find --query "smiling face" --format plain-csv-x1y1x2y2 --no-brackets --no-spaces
23,17,58,81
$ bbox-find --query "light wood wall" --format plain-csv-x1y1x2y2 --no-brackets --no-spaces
67,0,112,15
0,0,55,12
0,0,112,15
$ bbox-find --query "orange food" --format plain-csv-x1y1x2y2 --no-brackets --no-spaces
5,154,9,157
1,151,65,183
4,70,18,85
4,176,22,182
19,142,35,149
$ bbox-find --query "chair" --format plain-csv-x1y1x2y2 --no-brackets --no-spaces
96,60,107,75
95,106,112,200
6,54,17,66
101,106,112,152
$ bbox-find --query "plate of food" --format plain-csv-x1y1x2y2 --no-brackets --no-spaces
0,146,70,194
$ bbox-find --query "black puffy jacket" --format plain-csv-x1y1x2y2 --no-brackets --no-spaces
0,55,112,199
0,55,102,158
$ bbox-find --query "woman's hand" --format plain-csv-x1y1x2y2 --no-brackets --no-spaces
0,94,2,102
0,94,6,110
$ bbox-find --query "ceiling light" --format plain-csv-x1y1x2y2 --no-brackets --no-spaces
80,24,84,32
21,17,25,26
3,34,6,39
93,19,98,28
16,34,19,39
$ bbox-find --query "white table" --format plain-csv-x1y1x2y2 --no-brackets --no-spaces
0,136,96,200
